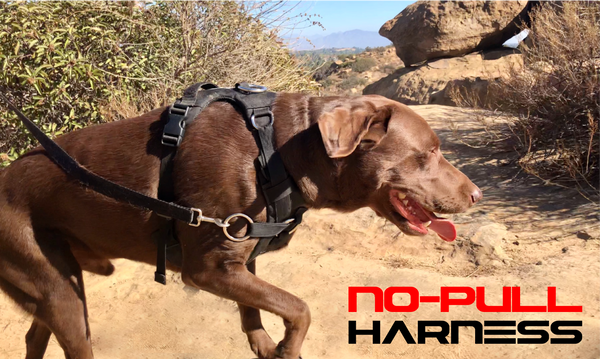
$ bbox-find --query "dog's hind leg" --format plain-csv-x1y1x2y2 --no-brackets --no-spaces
25,319,52,359
0,212,94,359
0,277,52,359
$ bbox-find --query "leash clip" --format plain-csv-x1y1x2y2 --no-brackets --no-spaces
189,208,230,228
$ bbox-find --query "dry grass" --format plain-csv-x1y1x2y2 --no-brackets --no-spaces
455,2,599,198
0,1,318,162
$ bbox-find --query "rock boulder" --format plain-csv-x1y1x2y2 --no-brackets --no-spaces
380,0,528,66
363,49,522,106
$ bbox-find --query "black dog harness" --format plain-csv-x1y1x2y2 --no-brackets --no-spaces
154,83,306,284
0,83,306,285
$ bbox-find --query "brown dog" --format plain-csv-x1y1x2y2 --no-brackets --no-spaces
0,93,481,358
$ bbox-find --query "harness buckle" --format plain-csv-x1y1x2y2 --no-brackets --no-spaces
162,104,189,147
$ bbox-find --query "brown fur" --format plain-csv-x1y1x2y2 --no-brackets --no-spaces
0,94,481,358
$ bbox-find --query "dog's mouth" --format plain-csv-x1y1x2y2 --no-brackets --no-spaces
389,189,457,242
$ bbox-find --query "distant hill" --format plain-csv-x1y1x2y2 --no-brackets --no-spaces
289,30,391,51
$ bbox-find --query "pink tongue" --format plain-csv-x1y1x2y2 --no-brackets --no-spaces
427,218,457,242
394,194,458,242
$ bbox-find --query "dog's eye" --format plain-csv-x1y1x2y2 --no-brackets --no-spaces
360,139,377,150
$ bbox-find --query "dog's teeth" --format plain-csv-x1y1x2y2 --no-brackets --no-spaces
402,200,409,205
423,221,431,227
397,193,406,200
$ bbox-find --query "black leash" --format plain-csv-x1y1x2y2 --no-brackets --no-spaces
0,83,306,285
0,92,203,225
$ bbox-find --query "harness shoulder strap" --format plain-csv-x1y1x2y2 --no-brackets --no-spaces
155,82,217,284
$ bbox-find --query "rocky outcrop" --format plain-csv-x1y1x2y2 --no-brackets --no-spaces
380,1,528,66
363,49,521,105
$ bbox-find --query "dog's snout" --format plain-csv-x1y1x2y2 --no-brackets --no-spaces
470,187,483,204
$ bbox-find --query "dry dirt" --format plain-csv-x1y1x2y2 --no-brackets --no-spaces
1,105,598,359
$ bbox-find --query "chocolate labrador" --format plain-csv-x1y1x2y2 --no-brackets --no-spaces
0,93,481,359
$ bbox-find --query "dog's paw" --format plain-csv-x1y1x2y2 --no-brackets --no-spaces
247,328,277,359
274,343,303,359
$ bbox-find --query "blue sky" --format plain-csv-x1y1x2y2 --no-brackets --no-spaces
286,1,415,37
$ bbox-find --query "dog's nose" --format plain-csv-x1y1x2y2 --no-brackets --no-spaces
470,188,483,204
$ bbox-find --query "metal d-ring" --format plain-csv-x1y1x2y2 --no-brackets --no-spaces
250,112,274,130
222,213,254,242
236,83,268,93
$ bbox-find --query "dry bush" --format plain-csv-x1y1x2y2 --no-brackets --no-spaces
0,1,317,165
339,75,367,90
490,1,599,196
447,79,499,109
350,57,376,73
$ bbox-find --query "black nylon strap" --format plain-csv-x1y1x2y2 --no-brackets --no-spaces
242,88,307,261
155,82,216,283
180,83,218,106
247,206,307,263
154,220,170,284
247,222,292,237
264,178,294,202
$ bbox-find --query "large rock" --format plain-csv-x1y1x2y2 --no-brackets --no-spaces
380,1,528,66
363,49,522,106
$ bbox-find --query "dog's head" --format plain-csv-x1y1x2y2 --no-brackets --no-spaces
316,95,482,241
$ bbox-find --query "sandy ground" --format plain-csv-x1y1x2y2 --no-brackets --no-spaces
1,105,598,359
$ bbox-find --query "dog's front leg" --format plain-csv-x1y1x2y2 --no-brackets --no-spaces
237,261,278,358
183,260,310,359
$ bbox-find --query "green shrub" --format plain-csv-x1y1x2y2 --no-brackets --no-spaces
337,54,349,62
0,1,317,165
350,57,376,73
339,75,367,90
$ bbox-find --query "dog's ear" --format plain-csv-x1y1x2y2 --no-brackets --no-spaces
317,103,393,158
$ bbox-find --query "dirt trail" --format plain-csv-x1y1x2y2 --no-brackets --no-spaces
1,105,598,359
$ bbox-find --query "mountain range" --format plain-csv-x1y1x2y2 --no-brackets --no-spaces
289,29,391,51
